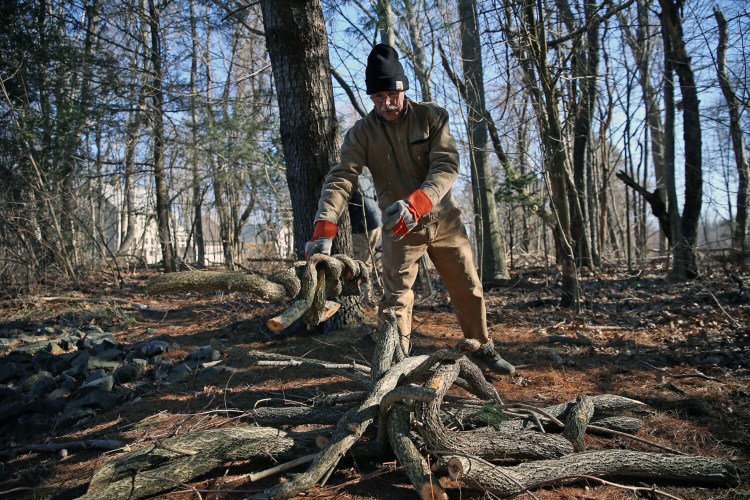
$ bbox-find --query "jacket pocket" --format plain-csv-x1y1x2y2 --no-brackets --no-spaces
409,137,430,168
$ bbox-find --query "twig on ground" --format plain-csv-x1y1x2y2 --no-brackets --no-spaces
640,361,718,381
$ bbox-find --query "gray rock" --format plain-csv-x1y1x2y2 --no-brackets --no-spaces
166,363,192,383
13,340,53,355
25,398,66,415
113,364,141,384
0,401,25,424
22,371,57,398
81,374,114,392
0,362,29,384
87,356,122,371
186,345,221,362
47,386,73,400
58,406,97,428
195,365,237,382
56,372,78,390
70,351,90,372
67,388,118,411
135,339,170,358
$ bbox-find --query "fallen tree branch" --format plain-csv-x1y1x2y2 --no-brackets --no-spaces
444,449,738,497
416,361,574,460
255,355,430,500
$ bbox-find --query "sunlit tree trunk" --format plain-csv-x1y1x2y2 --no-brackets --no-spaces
659,0,702,279
189,0,206,267
503,0,579,308
261,0,360,328
458,0,509,280
715,7,749,267
618,0,668,254
148,0,175,272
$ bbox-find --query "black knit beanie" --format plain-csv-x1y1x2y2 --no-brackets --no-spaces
365,44,409,95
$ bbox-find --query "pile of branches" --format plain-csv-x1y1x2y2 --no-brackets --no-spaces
81,256,739,499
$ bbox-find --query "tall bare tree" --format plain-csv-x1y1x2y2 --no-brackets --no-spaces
502,0,579,307
458,0,509,280
148,0,176,272
658,0,702,279
715,7,749,267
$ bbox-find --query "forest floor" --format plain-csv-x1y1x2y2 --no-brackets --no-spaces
0,260,749,499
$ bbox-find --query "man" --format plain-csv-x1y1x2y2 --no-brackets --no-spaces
305,43,514,374
348,187,382,303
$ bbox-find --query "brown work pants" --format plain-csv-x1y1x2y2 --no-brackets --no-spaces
378,207,489,347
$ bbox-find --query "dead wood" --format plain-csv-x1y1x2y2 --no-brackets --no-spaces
388,406,448,500
562,395,594,452
212,344,371,386
371,308,400,384
416,361,574,460
145,255,366,332
82,427,319,500
243,406,351,426
3,439,125,457
445,449,739,497
255,355,431,500
146,270,290,301
588,416,642,434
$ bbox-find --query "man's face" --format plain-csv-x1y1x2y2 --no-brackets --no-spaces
371,91,405,121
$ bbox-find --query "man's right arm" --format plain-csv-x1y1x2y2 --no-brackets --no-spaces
314,127,367,224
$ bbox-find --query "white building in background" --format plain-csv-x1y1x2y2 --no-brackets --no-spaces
99,182,293,266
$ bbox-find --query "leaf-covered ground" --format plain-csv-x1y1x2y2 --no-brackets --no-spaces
0,262,748,499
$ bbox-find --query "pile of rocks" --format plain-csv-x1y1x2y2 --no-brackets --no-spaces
0,325,236,437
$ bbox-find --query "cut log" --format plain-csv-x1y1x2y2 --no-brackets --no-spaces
145,255,366,332
562,395,594,452
146,271,289,301
445,449,739,497
82,427,319,499
244,406,350,426
372,308,399,384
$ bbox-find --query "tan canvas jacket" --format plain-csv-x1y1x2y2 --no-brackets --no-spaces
315,100,459,225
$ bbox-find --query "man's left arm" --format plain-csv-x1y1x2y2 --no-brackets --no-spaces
383,107,460,239
419,108,460,208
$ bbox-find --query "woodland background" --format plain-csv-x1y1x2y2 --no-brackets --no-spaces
1,0,749,298
1,1,750,499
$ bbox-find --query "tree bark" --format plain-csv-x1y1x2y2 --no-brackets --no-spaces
659,0,702,280
148,0,175,273
261,0,360,329
83,427,320,500
445,449,738,497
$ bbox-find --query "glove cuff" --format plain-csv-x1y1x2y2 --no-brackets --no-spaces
312,220,338,240
407,189,433,219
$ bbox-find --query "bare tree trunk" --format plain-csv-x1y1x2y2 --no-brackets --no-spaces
377,0,396,47
402,0,432,102
618,0,669,254
715,7,749,267
189,0,205,267
459,0,509,281
148,0,176,272
659,0,702,280
261,0,360,329
555,0,595,269
504,0,580,308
